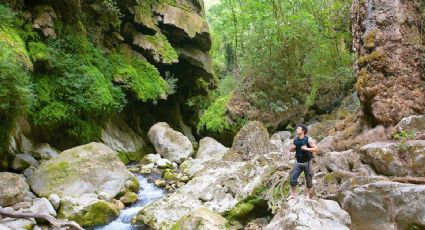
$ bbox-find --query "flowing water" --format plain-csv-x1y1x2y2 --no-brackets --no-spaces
96,174,165,230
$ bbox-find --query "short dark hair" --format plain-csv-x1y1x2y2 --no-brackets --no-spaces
297,124,308,134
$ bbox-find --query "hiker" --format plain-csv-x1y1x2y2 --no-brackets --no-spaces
289,124,319,200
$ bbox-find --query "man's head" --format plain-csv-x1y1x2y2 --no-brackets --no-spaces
296,124,308,136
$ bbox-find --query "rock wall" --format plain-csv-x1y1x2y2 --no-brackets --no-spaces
1,0,213,167
351,0,425,126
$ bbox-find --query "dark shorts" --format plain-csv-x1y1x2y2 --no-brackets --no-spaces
290,160,314,188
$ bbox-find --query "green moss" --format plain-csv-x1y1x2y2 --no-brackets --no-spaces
108,52,170,101
356,68,371,92
120,192,138,204
163,170,177,181
117,152,130,165
0,5,33,162
364,29,378,48
357,51,385,66
143,32,178,64
67,201,120,227
28,41,48,62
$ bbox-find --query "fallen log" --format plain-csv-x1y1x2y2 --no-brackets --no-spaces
0,206,83,230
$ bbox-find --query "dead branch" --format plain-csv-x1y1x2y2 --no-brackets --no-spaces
0,206,84,230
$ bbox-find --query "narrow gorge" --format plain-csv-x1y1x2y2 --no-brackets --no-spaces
0,0,424,230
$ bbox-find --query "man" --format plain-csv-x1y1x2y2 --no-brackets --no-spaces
289,124,319,200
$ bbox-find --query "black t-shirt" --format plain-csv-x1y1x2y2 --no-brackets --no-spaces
294,136,311,163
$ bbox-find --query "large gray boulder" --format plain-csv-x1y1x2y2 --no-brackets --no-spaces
231,121,271,160
133,149,286,229
0,172,29,207
148,122,194,163
196,137,228,160
358,140,425,176
28,142,137,198
265,197,351,230
338,176,425,230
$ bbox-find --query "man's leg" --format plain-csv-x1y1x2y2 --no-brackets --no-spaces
289,163,302,199
304,161,314,200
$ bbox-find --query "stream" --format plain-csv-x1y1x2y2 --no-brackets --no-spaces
96,174,166,230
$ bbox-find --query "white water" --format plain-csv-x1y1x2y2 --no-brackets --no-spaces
96,174,165,230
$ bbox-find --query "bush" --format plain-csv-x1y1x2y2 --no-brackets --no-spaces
197,94,231,133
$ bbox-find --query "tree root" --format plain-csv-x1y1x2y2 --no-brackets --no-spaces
0,206,84,230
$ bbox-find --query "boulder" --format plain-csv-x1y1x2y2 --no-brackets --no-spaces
101,117,148,162
231,121,271,160
26,198,57,217
141,154,162,165
393,115,425,138
0,172,29,207
28,142,137,198
172,208,228,230
148,122,193,163
133,151,286,229
338,176,425,230
58,195,120,227
196,137,228,160
11,153,39,171
358,140,425,176
0,217,35,230
265,197,351,230
119,192,138,205
48,194,60,210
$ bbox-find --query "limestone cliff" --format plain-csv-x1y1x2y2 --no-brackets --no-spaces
351,0,425,126
0,0,213,167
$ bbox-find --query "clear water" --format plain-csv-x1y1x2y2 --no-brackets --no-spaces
96,174,165,230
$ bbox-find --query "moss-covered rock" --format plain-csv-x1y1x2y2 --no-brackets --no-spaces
172,208,228,230
133,32,178,64
58,196,120,227
28,142,137,198
120,192,138,205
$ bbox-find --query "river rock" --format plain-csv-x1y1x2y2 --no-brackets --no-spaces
133,150,286,229
11,153,39,171
142,154,162,165
358,140,425,176
58,195,120,227
196,137,228,160
231,121,271,160
27,197,57,217
157,158,172,169
148,122,193,163
0,172,29,207
338,176,425,230
48,194,60,210
28,142,137,198
172,208,228,230
0,217,35,230
265,197,351,230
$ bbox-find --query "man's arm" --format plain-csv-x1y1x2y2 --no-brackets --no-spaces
301,138,319,153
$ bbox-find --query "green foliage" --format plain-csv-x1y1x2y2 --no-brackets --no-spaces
207,0,354,126
28,42,48,62
197,94,231,133
29,34,125,144
88,0,122,31
0,4,32,157
144,32,179,64
108,52,172,102
393,130,416,152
